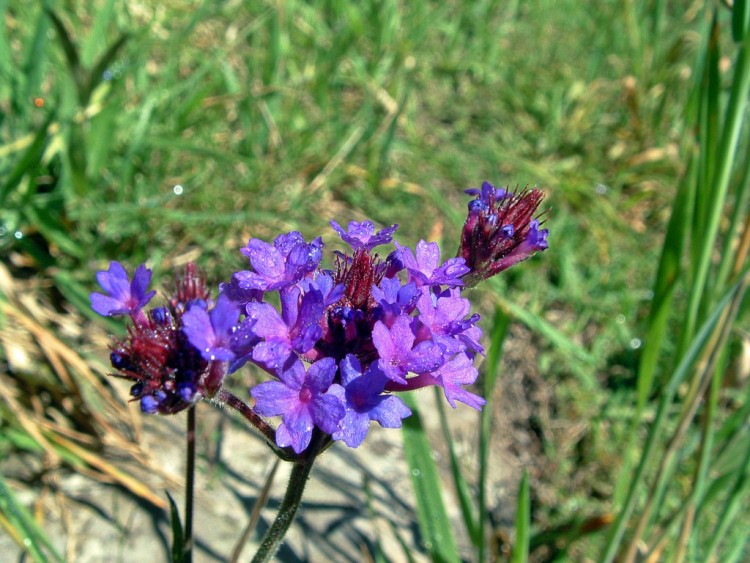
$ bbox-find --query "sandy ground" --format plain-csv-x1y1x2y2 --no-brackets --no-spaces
1,327,544,562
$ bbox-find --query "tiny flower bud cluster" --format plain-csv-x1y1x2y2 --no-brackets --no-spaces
91,263,235,414
92,184,548,453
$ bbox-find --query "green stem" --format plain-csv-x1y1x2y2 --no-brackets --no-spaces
184,406,195,563
251,454,316,563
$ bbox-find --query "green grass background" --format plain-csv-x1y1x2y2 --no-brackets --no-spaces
2,0,750,561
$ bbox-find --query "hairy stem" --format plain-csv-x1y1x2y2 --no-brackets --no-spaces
184,406,196,563
253,440,325,563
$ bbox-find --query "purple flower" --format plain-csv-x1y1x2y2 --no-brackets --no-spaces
219,276,264,308
371,277,419,323
396,241,470,288
182,294,241,362
433,353,485,410
90,262,156,317
245,286,324,372
251,357,344,453
372,315,444,384
330,220,398,251
235,231,323,292
329,355,411,447
414,289,483,357
459,182,548,287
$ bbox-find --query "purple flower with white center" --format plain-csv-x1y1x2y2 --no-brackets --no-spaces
372,315,444,384
245,286,324,372
182,294,241,362
328,355,411,448
90,262,156,318
396,240,470,288
330,219,398,251
251,357,344,453
235,231,323,292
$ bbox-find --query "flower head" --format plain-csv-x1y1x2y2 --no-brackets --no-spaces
458,182,549,286
94,182,550,453
103,264,232,414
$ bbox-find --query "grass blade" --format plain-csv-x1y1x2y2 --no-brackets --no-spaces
434,388,478,545
166,491,186,563
401,394,460,563
479,306,511,561
511,470,530,563
0,472,63,562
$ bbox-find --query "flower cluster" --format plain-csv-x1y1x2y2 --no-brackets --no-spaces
92,183,548,454
90,262,240,414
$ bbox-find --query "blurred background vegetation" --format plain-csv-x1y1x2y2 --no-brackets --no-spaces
2,0,750,561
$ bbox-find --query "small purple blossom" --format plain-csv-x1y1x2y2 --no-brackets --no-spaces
329,355,411,447
235,231,323,292
433,353,485,410
372,315,444,384
396,240,470,288
330,219,398,251
245,286,324,372
182,294,241,362
251,358,344,453
90,261,156,317
414,289,483,357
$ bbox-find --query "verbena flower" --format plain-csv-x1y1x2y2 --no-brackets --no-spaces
93,181,548,453
251,357,344,453
330,219,398,251
458,181,549,286
234,232,323,292
90,261,156,319
396,240,469,288
328,355,411,447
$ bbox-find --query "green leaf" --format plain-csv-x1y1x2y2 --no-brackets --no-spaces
511,471,530,563
166,491,185,563
0,113,54,207
434,388,478,545
479,306,511,560
81,0,117,68
401,394,460,563
733,0,750,43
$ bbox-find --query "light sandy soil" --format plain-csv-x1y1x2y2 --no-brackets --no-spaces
1,327,545,563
